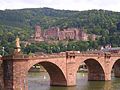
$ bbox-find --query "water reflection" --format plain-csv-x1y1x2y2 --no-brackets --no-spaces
28,72,120,90
28,72,50,90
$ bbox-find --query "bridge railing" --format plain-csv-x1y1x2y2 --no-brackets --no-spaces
2,54,30,60
1,51,120,60
66,51,105,57
29,52,66,59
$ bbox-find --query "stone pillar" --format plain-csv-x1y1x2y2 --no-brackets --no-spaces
3,59,13,90
104,71,111,81
3,55,29,90
12,60,28,90
66,52,76,86
104,56,111,80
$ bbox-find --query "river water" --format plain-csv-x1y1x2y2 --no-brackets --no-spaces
28,72,120,90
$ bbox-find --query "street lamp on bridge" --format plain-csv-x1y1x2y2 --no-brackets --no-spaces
2,47,4,56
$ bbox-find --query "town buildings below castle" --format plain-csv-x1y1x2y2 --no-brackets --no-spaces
30,25,98,42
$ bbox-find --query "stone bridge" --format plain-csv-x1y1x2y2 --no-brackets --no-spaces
1,51,120,90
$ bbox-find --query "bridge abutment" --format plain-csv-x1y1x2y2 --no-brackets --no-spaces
3,55,29,90
3,59,13,90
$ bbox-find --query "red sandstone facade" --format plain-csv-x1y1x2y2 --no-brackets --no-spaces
30,25,44,42
1,51,120,90
44,27,60,40
31,25,98,42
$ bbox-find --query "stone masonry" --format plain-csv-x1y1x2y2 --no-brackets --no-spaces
1,51,120,90
31,25,98,42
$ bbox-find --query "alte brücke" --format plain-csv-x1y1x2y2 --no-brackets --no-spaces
1,45,120,90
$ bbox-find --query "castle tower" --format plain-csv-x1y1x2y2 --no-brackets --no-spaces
34,25,44,42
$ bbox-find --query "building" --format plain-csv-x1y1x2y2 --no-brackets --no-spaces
43,27,60,40
58,28,79,40
88,34,97,41
30,25,98,42
79,30,88,41
43,27,94,41
30,25,44,42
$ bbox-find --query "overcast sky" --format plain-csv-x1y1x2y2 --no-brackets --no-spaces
0,0,120,12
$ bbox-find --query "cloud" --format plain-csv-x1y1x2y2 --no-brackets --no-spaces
0,0,120,12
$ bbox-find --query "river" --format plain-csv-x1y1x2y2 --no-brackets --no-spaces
28,72,120,90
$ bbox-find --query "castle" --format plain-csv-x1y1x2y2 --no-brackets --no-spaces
31,25,98,42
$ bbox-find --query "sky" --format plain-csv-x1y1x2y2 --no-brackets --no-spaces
0,0,120,12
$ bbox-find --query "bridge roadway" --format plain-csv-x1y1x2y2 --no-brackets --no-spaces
1,51,120,90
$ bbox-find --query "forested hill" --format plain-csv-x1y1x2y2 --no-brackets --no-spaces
0,8,120,55
0,7,120,34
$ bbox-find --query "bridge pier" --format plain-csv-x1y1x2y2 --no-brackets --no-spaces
66,62,76,86
66,52,76,86
3,55,29,90
104,72,111,80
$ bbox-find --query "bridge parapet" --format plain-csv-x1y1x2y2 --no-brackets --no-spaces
76,53,104,57
28,52,66,59
65,51,105,57
2,54,29,60
1,51,120,61
110,53,120,57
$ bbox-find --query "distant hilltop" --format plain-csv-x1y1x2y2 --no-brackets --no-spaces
0,7,120,33
29,25,99,42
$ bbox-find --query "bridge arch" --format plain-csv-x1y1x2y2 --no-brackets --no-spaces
111,59,120,78
28,60,67,86
76,58,105,81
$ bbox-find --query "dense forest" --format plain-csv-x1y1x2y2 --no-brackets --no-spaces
0,7,120,55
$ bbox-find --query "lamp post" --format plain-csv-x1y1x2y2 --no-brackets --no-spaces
73,45,75,51
50,46,53,54
65,45,67,51
2,47,4,56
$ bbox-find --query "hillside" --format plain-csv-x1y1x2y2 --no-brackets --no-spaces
0,7,120,54
0,8,120,32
